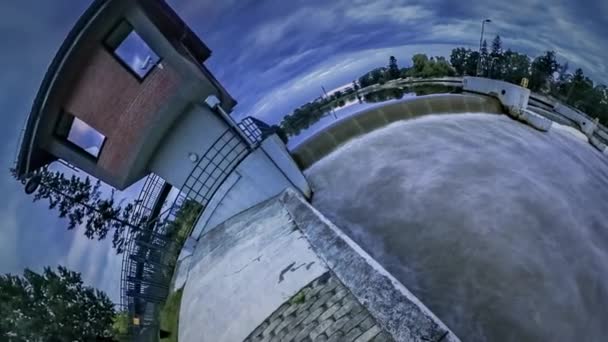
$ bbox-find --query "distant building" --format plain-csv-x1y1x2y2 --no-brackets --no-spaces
15,0,309,229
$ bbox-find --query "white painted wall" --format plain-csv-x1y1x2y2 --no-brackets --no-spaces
149,104,230,188
554,103,597,135
261,135,311,199
180,199,328,342
192,147,301,237
463,77,530,114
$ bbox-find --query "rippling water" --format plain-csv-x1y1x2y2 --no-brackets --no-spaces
306,113,608,342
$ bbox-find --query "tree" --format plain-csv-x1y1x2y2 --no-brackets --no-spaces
450,48,469,76
464,51,480,76
0,266,116,341
12,168,137,253
408,55,454,78
432,56,456,77
410,54,429,75
529,51,559,92
112,311,130,341
490,35,503,57
502,50,531,85
358,67,386,88
489,35,505,79
388,56,400,80
352,80,360,91
479,39,489,76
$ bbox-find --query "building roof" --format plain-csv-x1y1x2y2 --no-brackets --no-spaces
14,0,231,179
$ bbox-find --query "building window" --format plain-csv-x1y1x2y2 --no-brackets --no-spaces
56,113,106,159
105,21,161,80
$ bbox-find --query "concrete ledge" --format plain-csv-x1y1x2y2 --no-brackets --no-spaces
279,189,460,342
291,93,503,170
179,196,328,342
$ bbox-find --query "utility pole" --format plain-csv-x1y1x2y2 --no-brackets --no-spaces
321,86,337,119
477,19,492,76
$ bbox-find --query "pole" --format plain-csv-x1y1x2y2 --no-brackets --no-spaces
322,86,337,119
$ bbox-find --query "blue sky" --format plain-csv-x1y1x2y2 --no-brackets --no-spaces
0,0,606,302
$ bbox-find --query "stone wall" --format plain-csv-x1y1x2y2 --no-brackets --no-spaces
244,272,394,342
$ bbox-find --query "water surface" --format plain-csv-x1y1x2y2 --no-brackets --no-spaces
307,113,608,342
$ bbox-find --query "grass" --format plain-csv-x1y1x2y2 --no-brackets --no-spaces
154,200,201,341
290,291,306,305
159,288,184,342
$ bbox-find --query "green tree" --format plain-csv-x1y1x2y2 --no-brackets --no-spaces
0,266,116,341
490,35,503,57
529,51,559,92
112,311,130,341
464,51,480,76
388,56,400,80
479,39,489,76
12,168,137,253
358,67,386,87
352,80,360,91
489,35,504,79
502,50,531,85
399,67,411,78
410,54,429,76
450,48,469,76
433,56,456,77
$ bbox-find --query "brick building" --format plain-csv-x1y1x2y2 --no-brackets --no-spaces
14,0,309,233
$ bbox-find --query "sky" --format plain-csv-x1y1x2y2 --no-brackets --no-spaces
0,0,606,303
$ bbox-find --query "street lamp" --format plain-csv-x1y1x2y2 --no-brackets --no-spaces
477,19,492,76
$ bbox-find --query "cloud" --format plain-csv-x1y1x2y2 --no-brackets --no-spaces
60,231,122,302
0,196,20,272
344,1,433,23
247,6,337,48
2,0,608,308
247,43,455,123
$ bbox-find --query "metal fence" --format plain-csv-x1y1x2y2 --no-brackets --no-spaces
119,126,252,340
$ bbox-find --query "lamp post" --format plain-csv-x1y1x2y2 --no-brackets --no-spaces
476,19,492,76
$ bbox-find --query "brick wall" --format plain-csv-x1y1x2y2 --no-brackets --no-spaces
64,45,181,176
244,272,394,342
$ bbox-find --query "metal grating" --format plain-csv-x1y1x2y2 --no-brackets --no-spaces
119,128,251,340
131,174,166,225
175,128,249,210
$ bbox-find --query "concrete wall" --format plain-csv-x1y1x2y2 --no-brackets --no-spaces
180,190,461,342
180,198,328,342
463,77,552,131
280,190,460,342
554,103,597,135
191,145,302,237
291,93,503,169
261,135,311,198
463,77,530,114
149,103,230,188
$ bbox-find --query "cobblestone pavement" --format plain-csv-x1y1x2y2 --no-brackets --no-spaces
244,272,394,342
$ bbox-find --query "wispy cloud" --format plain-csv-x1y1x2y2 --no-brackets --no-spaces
1,0,607,303
344,1,433,24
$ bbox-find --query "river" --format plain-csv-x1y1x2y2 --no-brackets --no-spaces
305,113,608,341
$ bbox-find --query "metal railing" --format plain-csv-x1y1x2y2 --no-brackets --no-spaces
119,127,252,340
